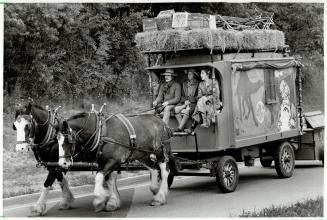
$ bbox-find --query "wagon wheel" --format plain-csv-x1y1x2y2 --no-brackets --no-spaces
260,157,273,168
167,173,174,189
215,156,239,193
274,141,295,178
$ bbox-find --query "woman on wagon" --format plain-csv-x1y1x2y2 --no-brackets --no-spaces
186,69,221,133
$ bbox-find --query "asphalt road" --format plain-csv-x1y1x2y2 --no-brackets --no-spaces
3,160,324,217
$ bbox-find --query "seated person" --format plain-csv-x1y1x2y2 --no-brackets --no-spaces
186,69,222,132
174,68,199,132
153,68,182,125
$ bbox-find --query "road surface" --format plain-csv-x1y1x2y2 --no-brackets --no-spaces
3,160,324,217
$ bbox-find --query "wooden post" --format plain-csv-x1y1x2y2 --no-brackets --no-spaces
297,66,303,133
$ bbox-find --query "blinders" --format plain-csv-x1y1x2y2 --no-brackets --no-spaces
58,129,77,159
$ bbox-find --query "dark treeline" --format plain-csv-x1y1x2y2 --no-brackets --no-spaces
4,3,323,109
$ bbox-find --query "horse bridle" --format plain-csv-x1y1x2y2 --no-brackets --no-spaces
59,113,93,161
15,115,37,145
15,110,54,147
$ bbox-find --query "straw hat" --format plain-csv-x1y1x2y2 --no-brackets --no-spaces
161,68,177,77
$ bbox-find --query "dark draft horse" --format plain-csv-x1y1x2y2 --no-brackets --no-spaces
13,103,74,216
56,111,173,212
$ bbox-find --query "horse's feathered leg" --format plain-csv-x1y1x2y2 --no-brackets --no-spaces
151,162,169,206
30,170,56,216
149,168,161,195
30,186,50,216
58,174,74,210
93,159,120,212
93,172,109,212
105,171,121,211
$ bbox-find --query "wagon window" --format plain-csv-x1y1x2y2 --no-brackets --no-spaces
264,69,277,104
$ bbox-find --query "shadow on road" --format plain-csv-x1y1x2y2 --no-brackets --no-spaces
45,188,135,217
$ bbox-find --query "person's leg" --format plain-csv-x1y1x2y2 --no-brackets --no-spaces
162,105,175,125
174,105,184,124
178,108,190,130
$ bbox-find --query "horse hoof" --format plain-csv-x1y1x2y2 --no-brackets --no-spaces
105,204,119,212
59,196,74,210
93,200,106,213
30,204,46,216
59,201,72,210
150,200,164,206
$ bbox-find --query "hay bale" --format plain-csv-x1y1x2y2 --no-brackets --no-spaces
135,29,285,52
238,30,285,50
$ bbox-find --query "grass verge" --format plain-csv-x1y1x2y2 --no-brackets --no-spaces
240,196,324,217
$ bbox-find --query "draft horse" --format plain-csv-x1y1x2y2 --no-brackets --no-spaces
56,111,173,212
13,102,74,216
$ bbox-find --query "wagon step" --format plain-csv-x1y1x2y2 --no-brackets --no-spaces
174,168,211,177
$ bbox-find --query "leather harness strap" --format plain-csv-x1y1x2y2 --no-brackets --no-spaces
115,113,137,146
89,113,137,153
38,111,56,148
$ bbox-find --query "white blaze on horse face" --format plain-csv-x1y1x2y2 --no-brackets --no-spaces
57,133,67,167
14,117,29,142
14,117,30,152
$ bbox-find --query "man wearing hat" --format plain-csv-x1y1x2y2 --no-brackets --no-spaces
153,68,182,125
174,68,199,132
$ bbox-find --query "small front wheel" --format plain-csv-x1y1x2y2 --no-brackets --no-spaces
274,141,295,178
215,156,239,193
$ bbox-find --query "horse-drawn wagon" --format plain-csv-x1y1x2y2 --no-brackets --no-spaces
137,29,324,192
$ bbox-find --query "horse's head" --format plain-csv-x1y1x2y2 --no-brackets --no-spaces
57,120,76,169
13,103,35,152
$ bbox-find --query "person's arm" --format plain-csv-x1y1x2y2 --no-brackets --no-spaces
166,83,182,105
180,83,186,103
154,84,164,104
189,82,199,103
197,82,203,99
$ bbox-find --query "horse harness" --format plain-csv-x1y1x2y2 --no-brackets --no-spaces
69,112,172,165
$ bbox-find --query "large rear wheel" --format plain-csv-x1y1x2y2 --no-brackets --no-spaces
215,156,239,193
274,141,295,178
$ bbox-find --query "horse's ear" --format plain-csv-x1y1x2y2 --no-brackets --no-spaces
27,103,32,112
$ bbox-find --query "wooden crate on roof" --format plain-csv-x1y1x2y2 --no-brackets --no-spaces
142,18,158,32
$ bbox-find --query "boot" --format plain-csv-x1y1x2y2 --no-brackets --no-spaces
185,120,198,134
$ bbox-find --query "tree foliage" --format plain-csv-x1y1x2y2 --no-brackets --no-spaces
4,3,323,109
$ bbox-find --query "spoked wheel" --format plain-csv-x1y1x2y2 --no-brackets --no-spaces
167,173,174,189
215,156,239,193
260,157,273,168
274,141,295,178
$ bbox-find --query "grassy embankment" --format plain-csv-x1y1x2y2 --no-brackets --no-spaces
3,98,150,198
240,196,323,217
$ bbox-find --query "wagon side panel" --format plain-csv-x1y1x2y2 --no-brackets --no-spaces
232,62,299,147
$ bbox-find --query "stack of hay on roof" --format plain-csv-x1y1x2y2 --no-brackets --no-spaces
135,10,285,52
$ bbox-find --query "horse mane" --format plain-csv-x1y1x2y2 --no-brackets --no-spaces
31,104,46,111
67,112,89,121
